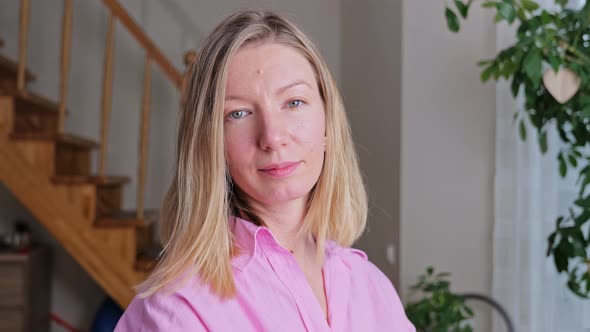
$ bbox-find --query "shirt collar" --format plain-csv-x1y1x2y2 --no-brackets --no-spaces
230,216,330,271
229,216,365,271
230,216,277,271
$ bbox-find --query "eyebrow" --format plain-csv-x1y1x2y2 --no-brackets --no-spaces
225,80,312,102
276,80,312,95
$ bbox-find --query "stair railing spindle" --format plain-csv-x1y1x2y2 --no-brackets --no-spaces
137,57,152,220
99,14,116,177
17,0,31,93
58,0,73,134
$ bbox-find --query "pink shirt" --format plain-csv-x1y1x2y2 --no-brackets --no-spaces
115,217,415,331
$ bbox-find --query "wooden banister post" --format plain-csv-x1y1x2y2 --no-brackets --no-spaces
137,57,152,220
181,50,196,106
58,0,73,133
99,14,116,176
17,0,31,93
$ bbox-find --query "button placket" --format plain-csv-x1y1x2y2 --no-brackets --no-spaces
282,250,332,332
261,239,332,331
257,236,313,331
323,257,351,332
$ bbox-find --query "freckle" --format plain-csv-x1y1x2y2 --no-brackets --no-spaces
256,69,263,75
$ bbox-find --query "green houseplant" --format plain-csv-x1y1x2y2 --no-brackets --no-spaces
405,267,474,332
445,0,590,298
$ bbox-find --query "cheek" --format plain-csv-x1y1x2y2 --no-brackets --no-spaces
224,126,255,166
292,114,325,153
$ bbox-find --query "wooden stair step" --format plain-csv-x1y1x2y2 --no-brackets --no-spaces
54,175,129,213
13,134,99,177
0,54,36,87
136,220,157,254
95,209,159,228
5,89,61,114
11,132,99,148
135,245,162,272
135,255,158,272
52,175,130,186
2,90,62,136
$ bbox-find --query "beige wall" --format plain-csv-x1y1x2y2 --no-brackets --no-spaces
0,1,341,330
341,2,496,330
400,1,496,331
341,0,403,286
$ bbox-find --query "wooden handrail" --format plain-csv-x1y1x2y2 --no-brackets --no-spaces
101,0,182,90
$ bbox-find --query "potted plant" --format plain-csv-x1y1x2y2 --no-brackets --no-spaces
445,0,590,298
406,267,514,332
405,267,475,332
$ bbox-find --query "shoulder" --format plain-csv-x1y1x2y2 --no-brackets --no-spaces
327,242,385,282
114,276,214,332
327,243,415,331
329,243,411,307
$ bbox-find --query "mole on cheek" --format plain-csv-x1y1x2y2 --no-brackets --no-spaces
256,69,263,75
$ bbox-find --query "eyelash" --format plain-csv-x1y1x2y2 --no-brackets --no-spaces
225,99,306,121
226,110,250,120
287,99,305,108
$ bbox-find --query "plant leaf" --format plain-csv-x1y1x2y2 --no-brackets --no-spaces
555,0,568,7
446,8,461,32
548,54,561,71
521,0,540,12
454,0,470,18
481,64,496,82
568,154,578,168
580,106,590,120
574,195,590,208
559,153,568,178
498,2,516,23
482,1,500,9
539,131,548,154
519,119,527,141
510,74,522,97
523,49,542,82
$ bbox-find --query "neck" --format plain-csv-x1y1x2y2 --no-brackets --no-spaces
251,197,314,256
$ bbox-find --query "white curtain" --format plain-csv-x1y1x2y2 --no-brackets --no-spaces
492,1,590,331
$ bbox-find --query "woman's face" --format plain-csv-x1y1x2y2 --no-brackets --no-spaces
223,42,326,208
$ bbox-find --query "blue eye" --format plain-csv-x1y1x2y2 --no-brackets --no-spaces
288,99,303,108
228,110,249,120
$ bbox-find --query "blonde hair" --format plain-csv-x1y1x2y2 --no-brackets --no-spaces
139,9,367,298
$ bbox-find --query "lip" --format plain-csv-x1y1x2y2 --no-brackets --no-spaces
259,161,301,178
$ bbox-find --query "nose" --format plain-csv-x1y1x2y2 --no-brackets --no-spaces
258,109,288,152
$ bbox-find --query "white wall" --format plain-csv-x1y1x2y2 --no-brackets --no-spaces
0,1,341,330
400,1,496,331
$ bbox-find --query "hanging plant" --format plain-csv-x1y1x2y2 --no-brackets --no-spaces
445,0,590,298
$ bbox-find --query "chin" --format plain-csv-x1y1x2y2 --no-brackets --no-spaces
254,186,312,205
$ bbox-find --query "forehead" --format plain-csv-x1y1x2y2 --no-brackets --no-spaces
225,42,317,95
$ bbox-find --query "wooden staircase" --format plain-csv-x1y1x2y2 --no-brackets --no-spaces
0,86,159,308
0,0,187,308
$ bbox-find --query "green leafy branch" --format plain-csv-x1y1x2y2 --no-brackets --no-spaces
445,0,590,298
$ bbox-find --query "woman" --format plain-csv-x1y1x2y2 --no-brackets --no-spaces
115,9,415,332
